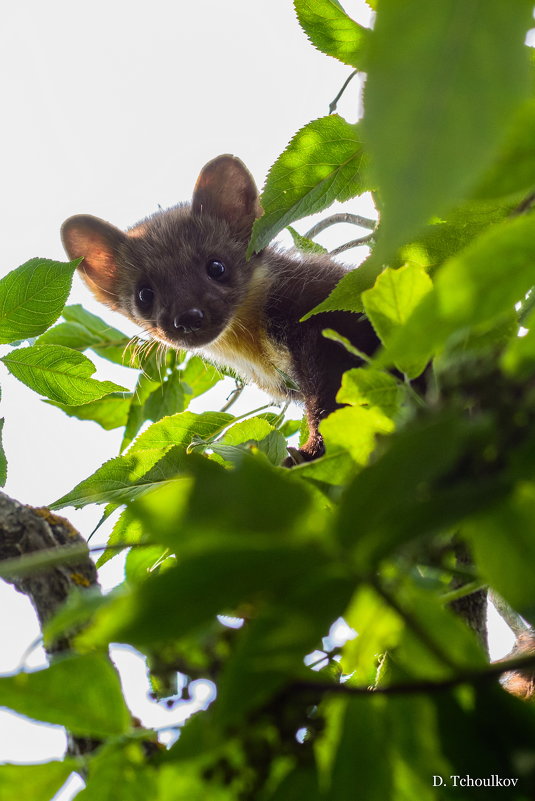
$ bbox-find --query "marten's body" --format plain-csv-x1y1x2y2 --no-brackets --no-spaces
62,155,379,461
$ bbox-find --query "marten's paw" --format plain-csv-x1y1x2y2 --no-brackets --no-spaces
282,441,325,468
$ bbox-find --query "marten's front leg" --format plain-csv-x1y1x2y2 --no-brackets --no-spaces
283,312,380,466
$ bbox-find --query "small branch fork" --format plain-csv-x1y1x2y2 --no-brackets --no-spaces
303,214,376,257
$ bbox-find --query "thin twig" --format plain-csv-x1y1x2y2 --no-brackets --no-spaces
329,233,375,256
329,69,359,114
305,213,376,239
219,383,245,413
0,543,94,580
441,581,486,606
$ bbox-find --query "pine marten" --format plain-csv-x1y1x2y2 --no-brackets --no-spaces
61,155,379,462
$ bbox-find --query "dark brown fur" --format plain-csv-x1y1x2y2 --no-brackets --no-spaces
61,155,379,461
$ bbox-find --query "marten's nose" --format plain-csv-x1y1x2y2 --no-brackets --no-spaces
173,308,204,334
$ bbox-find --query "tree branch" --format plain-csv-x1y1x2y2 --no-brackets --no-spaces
292,650,535,698
0,493,98,643
0,491,101,759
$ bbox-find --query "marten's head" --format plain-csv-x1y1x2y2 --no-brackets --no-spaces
61,155,263,349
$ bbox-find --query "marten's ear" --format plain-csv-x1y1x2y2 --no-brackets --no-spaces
192,155,263,241
61,215,127,307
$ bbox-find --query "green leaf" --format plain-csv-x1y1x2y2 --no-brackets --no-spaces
144,370,187,421
62,304,127,340
362,263,433,376
386,213,535,375
156,765,237,801
129,410,234,452
328,696,393,799
363,0,532,255
96,507,145,568
181,355,223,399
78,743,156,801
0,258,79,344
249,116,369,254
120,372,162,451
216,570,354,725
292,449,358,486
0,419,7,487
337,368,401,417
0,653,131,737
336,414,503,572
40,305,168,375
341,586,403,685
37,320,103,351
50,446,189,509
81,542,333,648
0,761,76,801
279,418,301,438
46,393,132,430
43,589,109,649
38,322,132,368
389,582,485,680
264,767,322,801
321,405,395,465
210,417,287,465
1,345,127,405
131,453,315,546
287,226,327,254
300,256,382,319
415,197,517,271
464,483,535,617
474,99,535,200
124,543,171,584
294,0,370,69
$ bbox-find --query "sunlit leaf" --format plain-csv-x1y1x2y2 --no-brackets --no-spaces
250,116,369,254
0,258,79,344
0,761,76,801
362,263,433,376
364,0,532,254
1,345,127,404
294,0,370,69
46,393,131,430
0,654,131,736
337,368,401,417
50,446,189,509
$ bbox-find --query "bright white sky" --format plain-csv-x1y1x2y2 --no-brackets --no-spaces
0,2,515,797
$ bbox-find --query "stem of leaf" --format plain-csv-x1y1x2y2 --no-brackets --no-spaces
328,69,359,114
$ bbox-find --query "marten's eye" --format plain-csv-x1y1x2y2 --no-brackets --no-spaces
137,286,154,307
206,259,226,280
